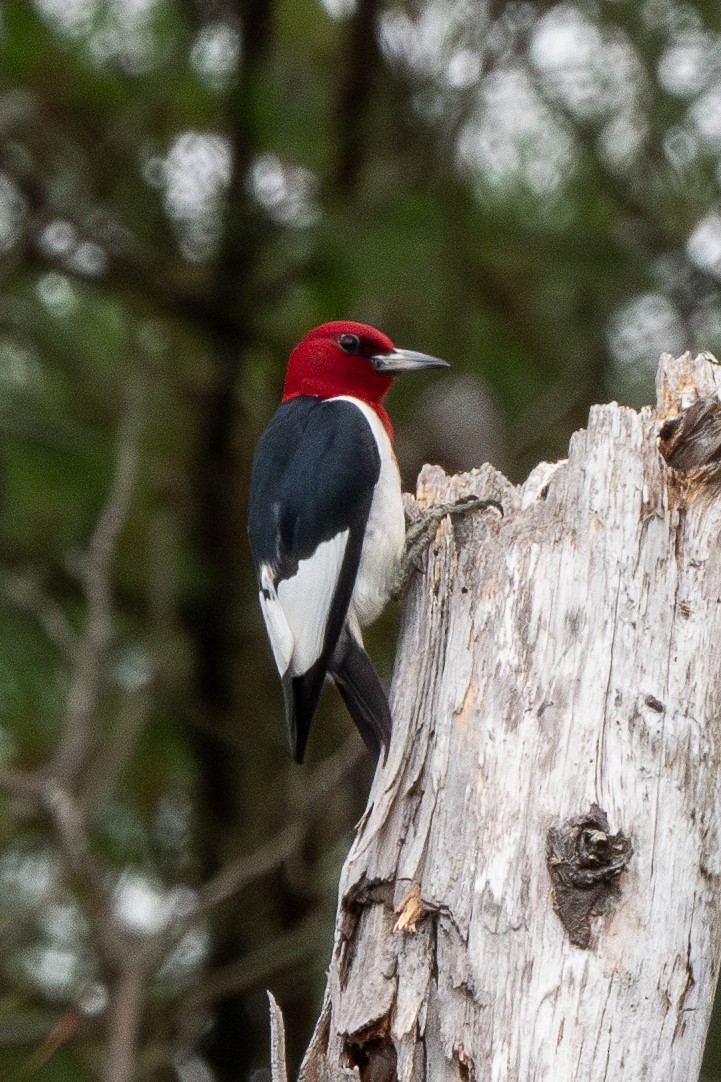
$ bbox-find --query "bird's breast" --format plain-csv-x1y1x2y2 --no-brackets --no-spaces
332,396,405,628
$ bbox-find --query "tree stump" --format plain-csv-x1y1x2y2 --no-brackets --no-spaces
296,352,721,1082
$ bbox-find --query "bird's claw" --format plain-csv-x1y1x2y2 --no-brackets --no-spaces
393,494,503,599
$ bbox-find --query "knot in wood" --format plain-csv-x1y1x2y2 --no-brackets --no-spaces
547,805,633,949
573,824,632,883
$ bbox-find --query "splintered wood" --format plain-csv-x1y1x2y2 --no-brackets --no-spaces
298,352,721,1082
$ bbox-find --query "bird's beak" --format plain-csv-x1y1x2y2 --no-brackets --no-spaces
371,348,450,374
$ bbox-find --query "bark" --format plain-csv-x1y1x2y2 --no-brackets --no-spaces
296,351,721,1081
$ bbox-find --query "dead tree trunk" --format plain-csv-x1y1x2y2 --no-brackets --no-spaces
297,352,721,1082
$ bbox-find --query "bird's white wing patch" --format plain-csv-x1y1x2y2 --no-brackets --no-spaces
277,530,349,676
259,565,295,676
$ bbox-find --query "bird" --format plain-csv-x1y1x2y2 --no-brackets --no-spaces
247,320,449,764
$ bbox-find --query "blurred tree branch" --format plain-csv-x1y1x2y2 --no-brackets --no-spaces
80,686,154,819
197,734,362,915
52,374,146,784
105,965,144,1082
1,573,78,661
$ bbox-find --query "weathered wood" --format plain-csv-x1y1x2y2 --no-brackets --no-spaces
268,991,289,1082
298,352,721,1082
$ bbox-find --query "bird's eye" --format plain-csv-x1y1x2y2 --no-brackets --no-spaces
338,333,361,354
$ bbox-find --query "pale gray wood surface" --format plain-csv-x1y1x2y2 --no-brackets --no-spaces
268,991,288,1082
297,352,721,1082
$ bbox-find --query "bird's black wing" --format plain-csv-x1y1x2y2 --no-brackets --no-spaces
248,396,380,760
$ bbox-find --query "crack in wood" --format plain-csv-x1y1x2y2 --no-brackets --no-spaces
337,878,395,990
394,882,429,933
343,1019,397,1082
658,397,721,474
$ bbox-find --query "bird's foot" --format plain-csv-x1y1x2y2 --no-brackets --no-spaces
392,495,503,599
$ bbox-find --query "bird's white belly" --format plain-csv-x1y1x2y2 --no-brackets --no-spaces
334,396,406,628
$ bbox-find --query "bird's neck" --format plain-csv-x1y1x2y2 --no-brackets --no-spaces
283,389,394,439
365,400,393,439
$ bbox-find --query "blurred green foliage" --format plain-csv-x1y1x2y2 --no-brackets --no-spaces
2,0,721,1078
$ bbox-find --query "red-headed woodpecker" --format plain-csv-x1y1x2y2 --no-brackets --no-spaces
248,320,448,763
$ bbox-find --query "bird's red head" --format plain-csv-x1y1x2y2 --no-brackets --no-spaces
282,321,448,437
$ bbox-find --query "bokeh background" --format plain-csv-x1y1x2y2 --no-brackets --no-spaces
2,0,721,1078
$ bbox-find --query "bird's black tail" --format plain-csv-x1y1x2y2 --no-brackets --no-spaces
282,657,327,765
328,630,392,761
